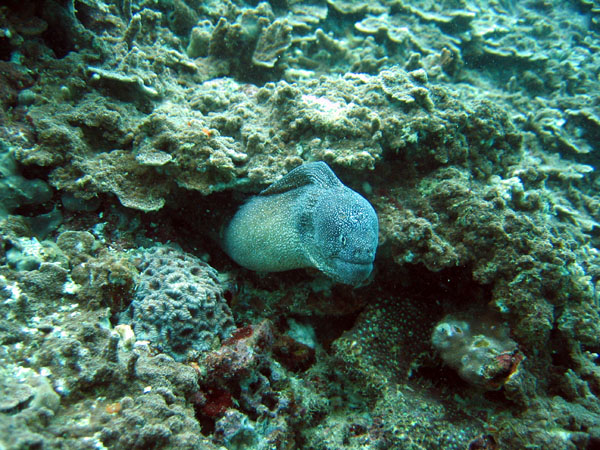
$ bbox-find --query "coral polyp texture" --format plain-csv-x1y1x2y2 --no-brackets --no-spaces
121,246,235,362
1,0,600,449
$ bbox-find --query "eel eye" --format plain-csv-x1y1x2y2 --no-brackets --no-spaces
339,235,347,246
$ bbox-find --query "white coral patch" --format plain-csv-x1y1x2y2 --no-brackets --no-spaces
302,94,357,123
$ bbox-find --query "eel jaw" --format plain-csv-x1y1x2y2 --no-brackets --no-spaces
321,258,374,286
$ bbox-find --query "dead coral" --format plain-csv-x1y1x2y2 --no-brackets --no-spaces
20,65,521,211
252,19,292,68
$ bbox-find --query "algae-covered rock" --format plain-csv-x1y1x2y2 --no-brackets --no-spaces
0,1,599,449
327,0,386,15
18,65,521,211
0,141,52,219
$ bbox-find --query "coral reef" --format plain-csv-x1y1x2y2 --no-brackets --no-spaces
17,63,522,212
191,319,332,449
0,142,52,220
121,246,236,362
431,314,523,389
0,0,599,449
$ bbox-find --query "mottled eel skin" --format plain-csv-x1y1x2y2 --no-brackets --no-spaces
223,162,379,286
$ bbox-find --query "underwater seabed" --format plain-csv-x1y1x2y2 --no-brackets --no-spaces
1,0,600,449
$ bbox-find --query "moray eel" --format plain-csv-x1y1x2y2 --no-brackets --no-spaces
223,161,379,286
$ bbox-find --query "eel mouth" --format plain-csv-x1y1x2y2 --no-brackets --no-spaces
327,258,374,286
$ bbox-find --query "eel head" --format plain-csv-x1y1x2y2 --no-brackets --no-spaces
308,188,379,286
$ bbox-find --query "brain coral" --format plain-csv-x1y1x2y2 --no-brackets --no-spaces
121,246,235,362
